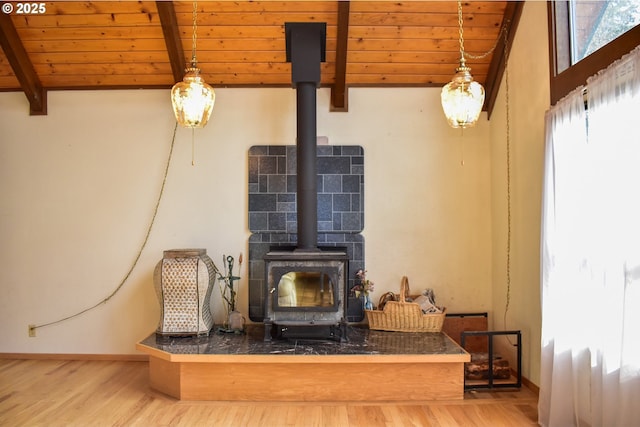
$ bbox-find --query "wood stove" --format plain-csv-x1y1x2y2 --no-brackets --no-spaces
262,22,349,341
263,250,348,341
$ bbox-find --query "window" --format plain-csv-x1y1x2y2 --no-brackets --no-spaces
548,0,640,104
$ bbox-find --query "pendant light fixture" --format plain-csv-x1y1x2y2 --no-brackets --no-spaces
441,0,485,129
171,1,215,128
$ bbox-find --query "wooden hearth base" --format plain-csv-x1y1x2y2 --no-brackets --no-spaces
136,326,470,402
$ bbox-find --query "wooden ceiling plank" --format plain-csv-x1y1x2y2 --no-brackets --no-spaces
0,13,46,115
347,62,490,75
43,1,160,15
28,51,173,65
18,26,168,41
331,1,350,112
172,1,338,13
484,1,524,117
348,12,504,27
38,73,174,88
35,62,173,77
11,13,163,28
347,38,497,53
23,39,171,53
349,2,506,14
0,75,22,89
198,39,338,51
175,12,338,26
348,51,488,65
156,1,186,83
348,25,502,40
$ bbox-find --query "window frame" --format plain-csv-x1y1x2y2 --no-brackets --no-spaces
547,1,640,105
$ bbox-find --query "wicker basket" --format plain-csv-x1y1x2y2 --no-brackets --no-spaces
365,276,445,332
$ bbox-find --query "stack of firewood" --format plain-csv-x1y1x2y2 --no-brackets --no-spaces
465,353,511,380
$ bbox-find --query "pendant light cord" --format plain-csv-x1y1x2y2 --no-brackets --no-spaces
30,122,178,332
190,0,198,66
458,0,510,62
457,0,465,63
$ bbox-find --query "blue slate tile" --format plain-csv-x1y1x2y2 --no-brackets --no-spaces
268,212,286,231
350,155,364,165
269,146,287,155
259,156,277,174
286,147,297,173
267,175,287,193
323,175,342,193
278,193,295,202
333,193,351,212
317,145,333,156
277,156,287,174
249,212,268,230
342,146,363,156
351,164,364,175
319,221,333,232
342,175,360,193
286,175,297,192
249,146,268,156
318,194,332,221
332,213,342,231
249,194,276,211
258,175,268,192
317,156,350,174
342,212,361,231
277,202,295,212
351,193,361,212
249,156,259,183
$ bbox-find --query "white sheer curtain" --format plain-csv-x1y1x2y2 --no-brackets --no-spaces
540,45,640,427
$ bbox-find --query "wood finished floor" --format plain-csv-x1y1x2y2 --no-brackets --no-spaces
0,359,539,427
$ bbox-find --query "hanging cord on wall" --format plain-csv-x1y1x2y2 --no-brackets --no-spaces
30,122,179,333
502,26,513,334
459,8,515,339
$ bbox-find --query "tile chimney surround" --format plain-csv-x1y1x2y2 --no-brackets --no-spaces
247,144,365,325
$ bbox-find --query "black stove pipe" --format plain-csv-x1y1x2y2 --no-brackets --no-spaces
295,82,319,251
285,22,326,253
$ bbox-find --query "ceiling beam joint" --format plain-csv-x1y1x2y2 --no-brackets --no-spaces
331,1,350,112
157,1,186,84
484,1,524,119
0,12,47,115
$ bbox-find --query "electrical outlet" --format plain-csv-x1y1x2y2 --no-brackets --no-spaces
28,324,36,337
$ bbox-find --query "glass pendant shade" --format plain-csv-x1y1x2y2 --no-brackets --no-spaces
171,67,216,128
441,63,485,128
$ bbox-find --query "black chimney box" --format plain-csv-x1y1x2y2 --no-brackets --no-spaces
285,22,326,86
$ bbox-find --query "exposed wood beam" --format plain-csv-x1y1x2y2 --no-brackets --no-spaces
156,1,186,83
330,1,350,112
484,1,524,119
0,13,46,115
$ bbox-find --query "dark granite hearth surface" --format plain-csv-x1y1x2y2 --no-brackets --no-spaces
139,325,467,357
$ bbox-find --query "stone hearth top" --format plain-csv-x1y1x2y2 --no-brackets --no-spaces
138,325,468,357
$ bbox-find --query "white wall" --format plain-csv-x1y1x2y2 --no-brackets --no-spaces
489,0,549,387
0,86,493,354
